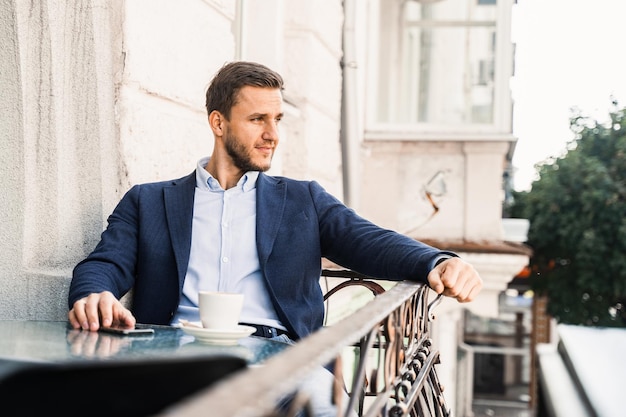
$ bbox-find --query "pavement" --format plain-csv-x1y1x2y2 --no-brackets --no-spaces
471,384,534,417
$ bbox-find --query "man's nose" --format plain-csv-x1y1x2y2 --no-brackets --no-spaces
262,121,279,140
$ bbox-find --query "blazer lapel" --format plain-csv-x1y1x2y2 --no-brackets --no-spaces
163,172,196,286
256,173,286,266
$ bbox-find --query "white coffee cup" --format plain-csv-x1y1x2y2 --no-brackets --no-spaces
198,291,244,330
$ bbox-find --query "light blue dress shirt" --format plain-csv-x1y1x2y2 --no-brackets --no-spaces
172,157,285,329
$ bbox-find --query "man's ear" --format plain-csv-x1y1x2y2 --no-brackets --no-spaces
208,110,225,135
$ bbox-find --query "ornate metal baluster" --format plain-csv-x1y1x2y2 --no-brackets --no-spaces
359,285,450,417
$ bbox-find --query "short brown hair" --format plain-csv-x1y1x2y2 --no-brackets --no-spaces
205,61,284,120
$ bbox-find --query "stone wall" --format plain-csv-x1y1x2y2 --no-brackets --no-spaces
1,0,125,319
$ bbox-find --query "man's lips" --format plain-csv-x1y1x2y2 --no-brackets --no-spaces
256,146,274,155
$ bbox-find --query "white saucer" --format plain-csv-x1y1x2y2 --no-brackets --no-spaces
180,323,256,345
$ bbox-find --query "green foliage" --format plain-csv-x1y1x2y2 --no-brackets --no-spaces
510,102,626,327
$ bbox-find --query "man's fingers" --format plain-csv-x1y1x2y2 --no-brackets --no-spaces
68,308,81,329
69,299,90,330
84,293,106,331
450,268,482,302
68,291,125,331
427,269,446,295
90,291,136,329
428,257,482,303
428,258,460,295
111,303,136,328
448,278,474,303
463,283,482,303
96,292,117,329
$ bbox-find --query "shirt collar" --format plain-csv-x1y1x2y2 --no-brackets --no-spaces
195,157,259,192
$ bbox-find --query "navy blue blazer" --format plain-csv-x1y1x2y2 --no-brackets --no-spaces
70,172,452,339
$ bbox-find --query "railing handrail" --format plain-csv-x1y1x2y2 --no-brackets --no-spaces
156,280,446,417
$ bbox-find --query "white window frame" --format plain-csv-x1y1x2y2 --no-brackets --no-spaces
365,0,515,140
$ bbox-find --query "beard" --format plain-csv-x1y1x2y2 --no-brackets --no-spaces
223,130,272,172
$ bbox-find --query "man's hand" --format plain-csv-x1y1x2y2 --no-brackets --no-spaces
427,257,482,303
68,291,136,331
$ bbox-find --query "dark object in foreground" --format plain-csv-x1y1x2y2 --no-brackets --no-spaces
0,355,246,417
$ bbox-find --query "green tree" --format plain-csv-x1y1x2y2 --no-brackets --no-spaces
509,102,626,327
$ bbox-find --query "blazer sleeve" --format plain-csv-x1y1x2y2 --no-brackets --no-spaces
311,181,457,283
68,185,142,308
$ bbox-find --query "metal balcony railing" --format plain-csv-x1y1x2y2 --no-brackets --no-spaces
155,271,450,417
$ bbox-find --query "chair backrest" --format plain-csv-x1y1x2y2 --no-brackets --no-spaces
321,268,387,326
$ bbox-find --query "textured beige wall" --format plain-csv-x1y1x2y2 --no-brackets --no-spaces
360,139,511,241
119,0,233,185
281,1,344,196
1,0,124,320
0,0,27,318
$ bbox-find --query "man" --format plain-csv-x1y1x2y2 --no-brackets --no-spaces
68,61,482,415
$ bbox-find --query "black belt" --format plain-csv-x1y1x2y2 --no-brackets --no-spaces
240,323,292,339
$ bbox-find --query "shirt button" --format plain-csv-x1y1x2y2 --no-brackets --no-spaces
222,257,229,263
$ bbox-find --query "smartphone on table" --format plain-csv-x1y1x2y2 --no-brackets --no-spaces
99,324,155,336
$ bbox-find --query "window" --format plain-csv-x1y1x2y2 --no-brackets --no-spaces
369,0,512,132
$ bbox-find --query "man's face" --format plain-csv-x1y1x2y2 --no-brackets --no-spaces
221,86,283,172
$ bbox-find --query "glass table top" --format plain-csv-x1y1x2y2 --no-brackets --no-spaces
0,320,290,379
